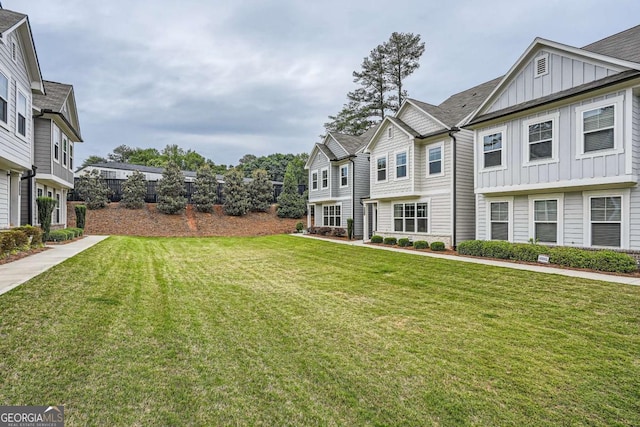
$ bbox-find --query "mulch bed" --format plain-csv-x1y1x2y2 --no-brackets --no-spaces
0,247,50,266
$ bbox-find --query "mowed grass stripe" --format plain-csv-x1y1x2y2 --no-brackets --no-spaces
0,235,638,426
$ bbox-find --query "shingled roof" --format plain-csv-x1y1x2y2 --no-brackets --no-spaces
0,9,26,33
331,132,366,156
33,80,72,112
582,24,640,63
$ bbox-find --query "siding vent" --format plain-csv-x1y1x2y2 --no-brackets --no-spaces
535,54,548,78
11,40,16,62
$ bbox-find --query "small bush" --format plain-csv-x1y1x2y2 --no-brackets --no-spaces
430,241,446,251
0,232,17,256
548,246,591,269
398,238,412,247
75,204,87,229
414,240,429,250
15,225,43,248
511,243,550,262
317,227,332,236
347,218,354,240
307,227,317,235
370,235,383,244
457,240,484,256
296,222,304,233
481,240,513,259
588,250,637,273
47,230,69,242
383,237,397,245
333,228,347,237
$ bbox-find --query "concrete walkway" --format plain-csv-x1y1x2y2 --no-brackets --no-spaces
294,234,640,286
0,235,110,297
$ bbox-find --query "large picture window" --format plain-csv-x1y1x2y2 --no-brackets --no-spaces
590,196,621,247
393,202,428,233
483,131,503,168
396,152,407,179
490,201,509,240
323,205,341,227
533,200,557,243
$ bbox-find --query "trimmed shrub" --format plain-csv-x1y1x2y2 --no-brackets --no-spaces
347,218,354,240
398,238,412,247
47,230,69,242
316,227,332,236
370,235,383,244
296,222,304,233
75,205,87,229
383,237,397,245
36,197,57,242
548,246,592,269
457,240,484,256
430,241,446,251
481,240,513,259
0,231,18,256
307,227,318,235
15,225,43,248
333,228,346,237
12,231,29,250
414,240,429,250
588,250,637,273
511,243,549,262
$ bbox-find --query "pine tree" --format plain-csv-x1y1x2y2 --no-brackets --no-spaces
384,32,426,112
157,161,186,214
348,44,391,121
75,169,110,209
222,169,250,216
192,164,218,213
120,170,147,209
324,100,374,136
277,163,306,218
248,169,273,212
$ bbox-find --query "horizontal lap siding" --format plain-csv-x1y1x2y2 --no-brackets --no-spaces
398,104,444,135
353,155,370,237
630,187,640,250
308,153,330,202
34,119,52,174
370,122,414,198
455,131,476,243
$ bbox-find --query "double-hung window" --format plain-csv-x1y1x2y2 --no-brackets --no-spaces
533,200,558,243
394,202,428,233
590,196,621,247
63,138,68,166
311,171,318,190
428,146,442,175
490,201,509,240
323,205,341,227
528,120,553,161
55,193,61,224
482,131,503,168
16,90,27,137
396,151,407,179
376,156,387,181
53,126,60,162
321,168,328,189
583,106,614,152
70,143,74,170
0,71,8,125
340,165,348,187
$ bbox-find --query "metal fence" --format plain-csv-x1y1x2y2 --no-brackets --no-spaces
67,178,307,204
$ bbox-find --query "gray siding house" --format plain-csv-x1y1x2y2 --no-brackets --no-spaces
305,129,375,238
467,25,640,250
0,8,44,228
23,80,83,227
363,80,499,248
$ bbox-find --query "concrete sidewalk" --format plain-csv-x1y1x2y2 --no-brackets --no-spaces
0,235,110,296
294,234,640,286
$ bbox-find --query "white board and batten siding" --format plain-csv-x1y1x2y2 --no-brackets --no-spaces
0,173,8,226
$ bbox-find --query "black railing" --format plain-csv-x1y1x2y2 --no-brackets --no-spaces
67,178,307,204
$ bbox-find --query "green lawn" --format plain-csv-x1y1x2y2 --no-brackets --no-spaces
1,236,639,426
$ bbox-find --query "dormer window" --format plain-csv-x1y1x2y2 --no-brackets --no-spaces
535,54,549,78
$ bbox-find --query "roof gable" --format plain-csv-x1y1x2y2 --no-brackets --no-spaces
34,80,83,142
304,142,335,169
364,116,418,153
0,9,44,94
471,37,640,121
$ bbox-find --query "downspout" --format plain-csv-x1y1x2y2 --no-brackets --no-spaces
21,165,37,225
449,127,460,250
350,157,356,239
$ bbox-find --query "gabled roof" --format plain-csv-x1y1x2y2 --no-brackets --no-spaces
582,24,640,63
363,116,419,153
0,9,44,94
404,99,450,128
388,116,420,137
331,133,364,156
316,143,338,161
33,80,83,142
437,76,503,125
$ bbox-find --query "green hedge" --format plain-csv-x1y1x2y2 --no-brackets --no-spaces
457,240,638,273
14,225,43,248
414,240,428,250
430,242,446,251
48,230,70,242
383,237,397,246
0,229,31,257
397,238,412,247
370,235,383,244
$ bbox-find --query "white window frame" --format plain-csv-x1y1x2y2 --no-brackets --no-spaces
15,84,28,141
0,66,9,130
528,194,564,245
375,154,388,182
392,200,430,234
310,170,318,191
479,127,507,171
340,164,348,188
583,189,629,249
486,197,513,242
575,95,624,159
320,167,329,189
427,142,444,177
52,123,60,163
69,142,74,170
55,192,61,224
522,112,559,165
534,53,549,78
62,136,68,167
395,150,408,180
322,203,342,227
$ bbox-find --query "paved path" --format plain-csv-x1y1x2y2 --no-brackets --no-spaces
294,234,640,286
0,235,110,297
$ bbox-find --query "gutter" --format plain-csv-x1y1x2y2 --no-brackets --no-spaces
350,157,356,239
448,127,460,250
40,109,83,142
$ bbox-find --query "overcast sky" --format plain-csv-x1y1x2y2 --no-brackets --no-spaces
7,0,640,166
